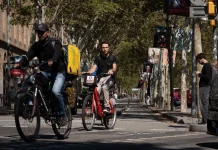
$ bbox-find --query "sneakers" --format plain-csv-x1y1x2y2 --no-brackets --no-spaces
103,107,110,114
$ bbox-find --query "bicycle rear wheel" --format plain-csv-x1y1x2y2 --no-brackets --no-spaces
52,104,72,139
15,92,40,142
82,95,95,131
103,106,117,129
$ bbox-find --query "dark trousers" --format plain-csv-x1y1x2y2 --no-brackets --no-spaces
199,86,211,123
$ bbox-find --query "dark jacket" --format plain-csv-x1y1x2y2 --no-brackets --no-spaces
26,37,66,73
199,62,212,87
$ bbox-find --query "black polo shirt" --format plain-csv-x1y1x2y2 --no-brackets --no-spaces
94,54,118,76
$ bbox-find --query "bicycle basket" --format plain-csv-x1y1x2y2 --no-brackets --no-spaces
83,75,97,87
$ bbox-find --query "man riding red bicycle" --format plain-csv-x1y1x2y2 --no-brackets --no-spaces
86,41,118,113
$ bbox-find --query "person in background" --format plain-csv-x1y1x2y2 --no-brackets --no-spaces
196,53,212,124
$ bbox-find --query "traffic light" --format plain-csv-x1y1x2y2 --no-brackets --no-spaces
210,19,216,26
153,26,167,48
207,0,216,16
207,0,217,26
164,0,190,16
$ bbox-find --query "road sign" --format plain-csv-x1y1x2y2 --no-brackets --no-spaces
189,6,208,19
190,0,206,6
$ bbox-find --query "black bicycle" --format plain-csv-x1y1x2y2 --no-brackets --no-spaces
14,57,72,142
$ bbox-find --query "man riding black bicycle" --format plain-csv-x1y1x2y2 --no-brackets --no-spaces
20,23,66,120
87,41,118,113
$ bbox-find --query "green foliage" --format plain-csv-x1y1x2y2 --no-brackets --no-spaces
1,0,215,92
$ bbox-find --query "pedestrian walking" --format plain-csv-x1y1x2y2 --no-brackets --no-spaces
196,53,212,124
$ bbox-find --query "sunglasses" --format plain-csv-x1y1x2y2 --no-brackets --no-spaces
36,30,46,35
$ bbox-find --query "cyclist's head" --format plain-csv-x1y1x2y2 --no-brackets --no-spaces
36,23,50,41
100,41,110,56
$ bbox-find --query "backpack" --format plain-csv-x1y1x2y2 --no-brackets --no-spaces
51,39,81,76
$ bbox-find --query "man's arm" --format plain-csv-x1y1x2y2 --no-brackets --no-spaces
108,55,118,75
87,64,97,74
26,42,37,60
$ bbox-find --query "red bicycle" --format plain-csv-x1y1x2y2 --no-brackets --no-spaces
81,73,117,131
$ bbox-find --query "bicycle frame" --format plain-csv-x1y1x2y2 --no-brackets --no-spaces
92,87,114,118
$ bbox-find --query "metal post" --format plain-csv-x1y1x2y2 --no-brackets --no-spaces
166,13,174,111
213,26,217,60
62,14,64,44
158,49,163,108
169,29,174,111
191,18,197,116
7,0,11,110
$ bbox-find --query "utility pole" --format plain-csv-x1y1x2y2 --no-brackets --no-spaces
62,13,64,44
166,13,174,111
213,27,217,60
191,18,197,116
6,0,11,110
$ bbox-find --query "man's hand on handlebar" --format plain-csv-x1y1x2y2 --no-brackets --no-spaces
14,63,20,69
81,72,90,75
108,69,114,75
48,60,53,66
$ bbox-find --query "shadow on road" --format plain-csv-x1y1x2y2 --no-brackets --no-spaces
0,138,205,150
196,142,218,149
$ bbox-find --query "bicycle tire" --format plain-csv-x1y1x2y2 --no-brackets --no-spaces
82,95,95,131
52,104,72,139
103,106,117,129
15,92,40,142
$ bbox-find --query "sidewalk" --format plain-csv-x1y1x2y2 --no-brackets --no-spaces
0,108,14,115
118,97,207,133
146,106,207,132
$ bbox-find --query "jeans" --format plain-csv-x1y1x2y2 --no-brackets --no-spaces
41,71,66,115
97,76,114,108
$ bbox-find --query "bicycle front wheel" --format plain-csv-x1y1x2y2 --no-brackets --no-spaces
82,95,95,131
14,92,40,142
103,106,117,129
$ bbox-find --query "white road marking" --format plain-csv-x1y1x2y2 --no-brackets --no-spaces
126,133,203,142
111,133,204,143
0,136,15,139
70,128,126,134
150,129,177,131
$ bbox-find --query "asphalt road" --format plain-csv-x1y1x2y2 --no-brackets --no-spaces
0,108,217,150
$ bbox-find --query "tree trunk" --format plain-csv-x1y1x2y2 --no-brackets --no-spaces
181,49,187,112
195,19,202,118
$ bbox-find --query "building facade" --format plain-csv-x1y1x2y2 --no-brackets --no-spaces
0,9,33,94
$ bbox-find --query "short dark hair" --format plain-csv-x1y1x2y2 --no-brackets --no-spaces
196,53,206,61
100,41,109,47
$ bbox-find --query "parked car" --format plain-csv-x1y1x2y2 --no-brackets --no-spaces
173,88,192,107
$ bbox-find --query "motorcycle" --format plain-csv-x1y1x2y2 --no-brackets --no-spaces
4,56,25,105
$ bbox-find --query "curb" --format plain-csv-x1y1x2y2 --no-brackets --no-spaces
0,110,14,115
148,107,208,133
189,124,207,132
117,105,129,116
